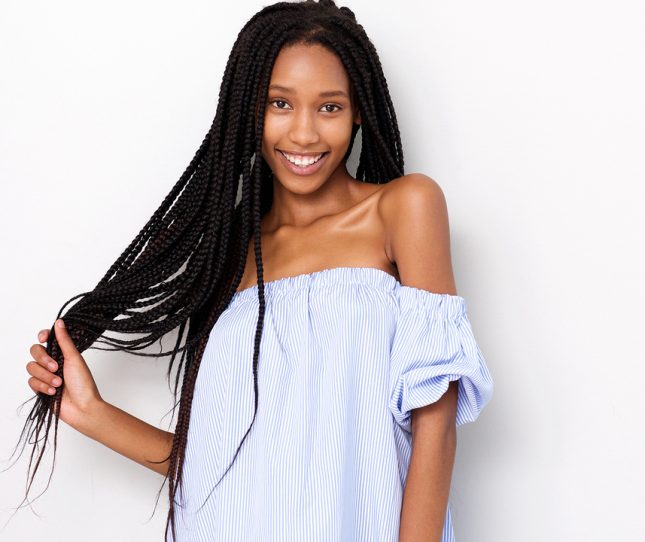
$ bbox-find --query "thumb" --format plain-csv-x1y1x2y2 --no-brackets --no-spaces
53,319,82,361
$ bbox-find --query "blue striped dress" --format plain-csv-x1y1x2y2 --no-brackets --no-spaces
174,266,494,541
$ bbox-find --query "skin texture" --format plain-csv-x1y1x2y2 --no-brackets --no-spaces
25,42,459,541
238,42,395,290
261,43,362,228
27,321,173,476
381,176,460,542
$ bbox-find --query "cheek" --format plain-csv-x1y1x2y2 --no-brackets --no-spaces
325,119,354,148
261,117,281,149
260,123,276,156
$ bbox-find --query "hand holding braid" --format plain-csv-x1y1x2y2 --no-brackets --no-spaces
26,319,102,429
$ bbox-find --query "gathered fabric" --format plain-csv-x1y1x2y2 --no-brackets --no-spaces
174,266,494,542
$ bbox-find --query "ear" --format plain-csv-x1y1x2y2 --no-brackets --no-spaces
353,107,361,125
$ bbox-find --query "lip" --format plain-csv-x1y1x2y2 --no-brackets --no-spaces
276,149,329,176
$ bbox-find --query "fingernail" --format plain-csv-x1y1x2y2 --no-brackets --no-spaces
56,319,65,329
48,362,57,371
38,332,45,340
52,377,62,386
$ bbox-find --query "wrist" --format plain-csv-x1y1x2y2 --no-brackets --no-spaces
71,396,108,436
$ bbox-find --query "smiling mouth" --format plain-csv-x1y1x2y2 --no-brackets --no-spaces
277,150,328,165
276,149,330,175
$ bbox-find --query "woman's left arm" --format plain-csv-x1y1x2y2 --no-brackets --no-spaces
398,381,459,542
380,173,460,541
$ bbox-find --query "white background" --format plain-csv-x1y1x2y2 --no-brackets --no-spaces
1,1,644,540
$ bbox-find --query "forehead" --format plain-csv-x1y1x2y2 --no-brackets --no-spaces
269,43,350,93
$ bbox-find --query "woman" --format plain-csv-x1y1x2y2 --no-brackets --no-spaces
18,1,494,540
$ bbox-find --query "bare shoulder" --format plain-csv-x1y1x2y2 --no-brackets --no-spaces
377,172,449,259
378,172,446,214
377,173,455,294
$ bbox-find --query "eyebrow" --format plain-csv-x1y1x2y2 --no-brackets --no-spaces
268,84,349,99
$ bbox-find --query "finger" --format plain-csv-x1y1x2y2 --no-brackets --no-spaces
53,319,81,359
37,329,50,343
29,344,57,371
28,376,57,395
26,361,62,387
35,355,58,372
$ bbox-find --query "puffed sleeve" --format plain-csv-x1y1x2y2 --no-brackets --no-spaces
388,287,494,433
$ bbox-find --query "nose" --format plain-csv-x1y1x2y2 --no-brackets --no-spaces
288,109,320,147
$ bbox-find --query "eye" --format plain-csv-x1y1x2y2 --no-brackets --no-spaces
322,103,342,113
269,99,291,110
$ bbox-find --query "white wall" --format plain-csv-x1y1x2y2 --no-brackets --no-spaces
1,1,643,540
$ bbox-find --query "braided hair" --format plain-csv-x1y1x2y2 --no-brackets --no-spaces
11,1,404,539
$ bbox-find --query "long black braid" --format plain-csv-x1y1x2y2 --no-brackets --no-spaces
9,1,404,539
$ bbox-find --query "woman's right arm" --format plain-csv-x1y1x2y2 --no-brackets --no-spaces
26,319,174,477
73,400,174,477
74,400,173,476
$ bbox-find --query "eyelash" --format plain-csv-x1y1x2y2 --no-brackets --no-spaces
268,99,342,113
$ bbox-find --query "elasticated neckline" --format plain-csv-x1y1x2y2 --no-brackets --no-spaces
227,266,467,318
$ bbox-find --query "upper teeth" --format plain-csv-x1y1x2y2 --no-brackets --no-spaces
281,151,324,166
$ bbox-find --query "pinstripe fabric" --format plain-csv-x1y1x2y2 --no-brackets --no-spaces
173,266,494,541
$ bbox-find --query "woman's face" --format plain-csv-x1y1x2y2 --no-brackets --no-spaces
260,43,361,194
